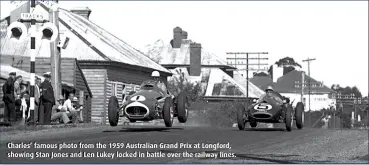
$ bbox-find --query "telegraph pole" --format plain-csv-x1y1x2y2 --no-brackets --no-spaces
294,74,321,127
226,52,269,100
49,1,62,101
302,58,316,124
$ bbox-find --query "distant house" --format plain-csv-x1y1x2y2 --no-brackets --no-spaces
142,27,265,100
0,2,172,124
251,66,335,111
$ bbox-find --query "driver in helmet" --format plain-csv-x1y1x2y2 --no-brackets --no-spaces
151,71,169,96
258,86,283,105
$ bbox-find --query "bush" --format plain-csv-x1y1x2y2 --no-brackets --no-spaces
167,70,202,103
203,101,244,127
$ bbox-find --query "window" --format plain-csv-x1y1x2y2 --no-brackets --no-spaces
79,90,84,105
122,85,127,102
111,82,117,96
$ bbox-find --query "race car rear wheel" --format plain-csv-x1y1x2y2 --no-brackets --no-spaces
250,120,257,128
295,102,304,129
177,92,188,123
108,96,119,127
163,97,174,127
285,104,293,132
237,104,247,130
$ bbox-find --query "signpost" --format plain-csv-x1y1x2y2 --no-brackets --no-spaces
6,0,59,125
20,13,45,20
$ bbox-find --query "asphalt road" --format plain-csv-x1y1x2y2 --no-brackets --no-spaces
0,125,368,163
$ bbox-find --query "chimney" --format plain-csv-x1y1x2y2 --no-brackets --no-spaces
172,27,188,48
272,64,283,83
189,42,202,76
70,7,92,20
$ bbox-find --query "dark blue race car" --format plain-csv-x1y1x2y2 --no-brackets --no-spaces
237,91,305,132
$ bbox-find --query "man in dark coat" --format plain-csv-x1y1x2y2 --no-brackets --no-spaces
3,72,16,122
39,72,55,124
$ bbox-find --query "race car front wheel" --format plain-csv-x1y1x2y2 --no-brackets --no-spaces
285,104,293,132
163,97,174,127
237,104,247,130
108,96,119,126
295,102,304,129
177,92,188,123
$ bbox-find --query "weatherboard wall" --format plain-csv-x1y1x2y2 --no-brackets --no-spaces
81,69,107,124
74,60,92,123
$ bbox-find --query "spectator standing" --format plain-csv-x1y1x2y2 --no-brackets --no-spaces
20,80,29,120
3,72,16,122
39,72,55,125
33,76,41,123
14,75,23,115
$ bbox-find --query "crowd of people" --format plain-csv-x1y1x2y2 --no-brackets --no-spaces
2,71,83,125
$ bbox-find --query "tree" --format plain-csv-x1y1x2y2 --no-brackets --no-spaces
331,84,363,98
253,72,269,77
267,57,302,78
275,57,302,75
167,70,202,103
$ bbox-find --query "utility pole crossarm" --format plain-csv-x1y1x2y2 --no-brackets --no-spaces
226,52,269,100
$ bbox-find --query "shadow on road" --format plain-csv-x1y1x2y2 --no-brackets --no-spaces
234,128,287,132
103,127,184,133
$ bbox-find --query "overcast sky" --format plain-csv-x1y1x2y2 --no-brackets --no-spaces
1,1,368,95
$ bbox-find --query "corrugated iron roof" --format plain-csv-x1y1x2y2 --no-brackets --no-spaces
168,67,264,98
273,70,333,94
250,76,273,90
0,64,74,87
0,2,171,74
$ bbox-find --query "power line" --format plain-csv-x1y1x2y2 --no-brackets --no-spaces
226,52,268,99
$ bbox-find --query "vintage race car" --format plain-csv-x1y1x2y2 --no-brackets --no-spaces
107,80,189,127
237,91,304,132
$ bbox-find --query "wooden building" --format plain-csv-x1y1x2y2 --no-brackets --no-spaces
0,56,93,123
1,2,172,124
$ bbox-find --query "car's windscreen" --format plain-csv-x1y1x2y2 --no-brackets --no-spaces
140,80,157,88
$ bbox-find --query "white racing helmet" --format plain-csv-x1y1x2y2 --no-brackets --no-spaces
265,86,274,92
151,71,160,77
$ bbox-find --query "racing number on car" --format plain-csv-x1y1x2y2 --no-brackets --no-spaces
254,103,272,111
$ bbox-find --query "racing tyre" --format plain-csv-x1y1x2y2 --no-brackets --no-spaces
285,104,293,132
250,120,257,128
163,97,174,127
177,92,188,123
295,102,304,129
237,104,247,130
108,96,119,126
